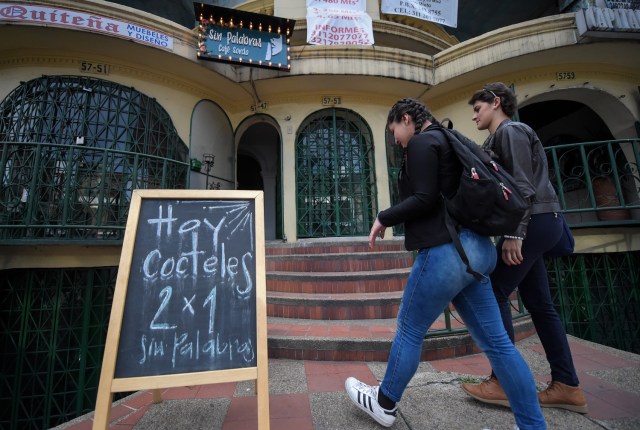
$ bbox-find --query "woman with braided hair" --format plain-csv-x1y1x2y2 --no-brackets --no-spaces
344,98,546,429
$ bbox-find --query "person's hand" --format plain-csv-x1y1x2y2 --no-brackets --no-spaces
501,238,523,265
368,218,386,249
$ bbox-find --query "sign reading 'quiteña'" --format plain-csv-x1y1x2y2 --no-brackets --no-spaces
0,2,173,50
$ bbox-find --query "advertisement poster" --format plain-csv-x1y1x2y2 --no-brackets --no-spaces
306,0,374,45
381,0,458,28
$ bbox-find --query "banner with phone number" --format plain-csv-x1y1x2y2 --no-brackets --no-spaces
381,0,458,28
306,0,374,45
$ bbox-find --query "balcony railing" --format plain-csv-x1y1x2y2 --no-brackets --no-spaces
1,142,189,243
1,139,639,244
545,139,640,227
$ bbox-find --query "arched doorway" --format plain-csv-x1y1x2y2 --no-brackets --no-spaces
236,117,282,241
237,154,264,190
190,100,235,190
519,89,639,224
295,108,377,238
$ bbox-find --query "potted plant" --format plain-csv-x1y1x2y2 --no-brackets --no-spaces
190,158,202,172
589,145,630,221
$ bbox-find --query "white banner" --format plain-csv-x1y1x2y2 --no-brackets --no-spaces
306,0,374,45
381,0,458,28
307,9,373,45
0,2,173,50
307,0,366,12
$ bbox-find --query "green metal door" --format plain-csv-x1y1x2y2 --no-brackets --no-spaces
296,109,376,238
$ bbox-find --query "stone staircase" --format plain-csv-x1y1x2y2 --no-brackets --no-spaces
265,239,536,362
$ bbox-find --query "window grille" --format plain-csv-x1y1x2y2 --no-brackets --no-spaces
0,76,189,242
295,109,377,237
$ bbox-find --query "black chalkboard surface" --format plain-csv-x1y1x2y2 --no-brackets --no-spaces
115,197,258,377
94,190,269,430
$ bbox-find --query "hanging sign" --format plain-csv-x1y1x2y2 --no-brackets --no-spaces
306,0,374,45
381,0,458,28
195,4,295,72
199,25,289,70
0,2,173,50
606,1,640,9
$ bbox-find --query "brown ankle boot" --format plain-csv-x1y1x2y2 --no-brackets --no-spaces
538,381,588,414
462,375,510,407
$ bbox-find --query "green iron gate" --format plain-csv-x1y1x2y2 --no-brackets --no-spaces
0,268,117,430
547,251,640,354
296,109,377,237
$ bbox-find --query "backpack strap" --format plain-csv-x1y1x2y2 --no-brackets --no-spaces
440,117,454,130
444,196,489,283
436,120,491,283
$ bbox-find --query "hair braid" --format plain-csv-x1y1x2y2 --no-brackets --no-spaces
387,98,435,134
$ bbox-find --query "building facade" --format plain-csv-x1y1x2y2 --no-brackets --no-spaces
1,0,638,427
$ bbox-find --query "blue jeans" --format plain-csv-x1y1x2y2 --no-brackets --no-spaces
492,212,580,387
381,229,546,430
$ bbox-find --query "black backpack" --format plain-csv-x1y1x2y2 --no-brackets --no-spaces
434,120,529,280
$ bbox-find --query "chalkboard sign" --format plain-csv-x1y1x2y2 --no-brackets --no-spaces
116,197,258,377
94,190,269,429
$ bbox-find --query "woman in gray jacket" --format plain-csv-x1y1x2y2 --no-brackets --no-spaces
462,82,587,414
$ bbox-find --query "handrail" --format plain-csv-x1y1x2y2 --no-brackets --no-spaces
544,139,640,228
1,139,639,243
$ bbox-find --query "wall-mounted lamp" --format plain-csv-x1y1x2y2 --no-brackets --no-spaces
202,154,221,190
203,154,215,170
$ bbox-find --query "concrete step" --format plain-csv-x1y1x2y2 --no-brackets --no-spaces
266,316,535,361
263,238,534,362
267,290,402,319
266,250,413,272
266,267,411,293
265,238,406,255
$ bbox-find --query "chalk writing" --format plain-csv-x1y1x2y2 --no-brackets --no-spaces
115,199,257,378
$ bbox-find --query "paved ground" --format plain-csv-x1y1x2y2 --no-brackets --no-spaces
54,334,640,430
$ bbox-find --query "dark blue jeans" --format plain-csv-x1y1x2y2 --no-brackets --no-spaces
492,212,580,387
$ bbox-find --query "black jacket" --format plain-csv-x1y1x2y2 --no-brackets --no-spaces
377,124,462,251
483,119,561,238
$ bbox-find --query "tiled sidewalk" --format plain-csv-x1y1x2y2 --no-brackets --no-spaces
56,335,640,430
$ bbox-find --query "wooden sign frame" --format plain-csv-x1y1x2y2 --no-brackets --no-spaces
93,189,269,429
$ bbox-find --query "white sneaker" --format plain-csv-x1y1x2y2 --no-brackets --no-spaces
345,377,397,427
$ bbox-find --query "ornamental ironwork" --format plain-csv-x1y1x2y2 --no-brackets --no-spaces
296,108,377,238
0,76,189,242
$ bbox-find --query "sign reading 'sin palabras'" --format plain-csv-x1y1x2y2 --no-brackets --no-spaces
115,198,257,378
